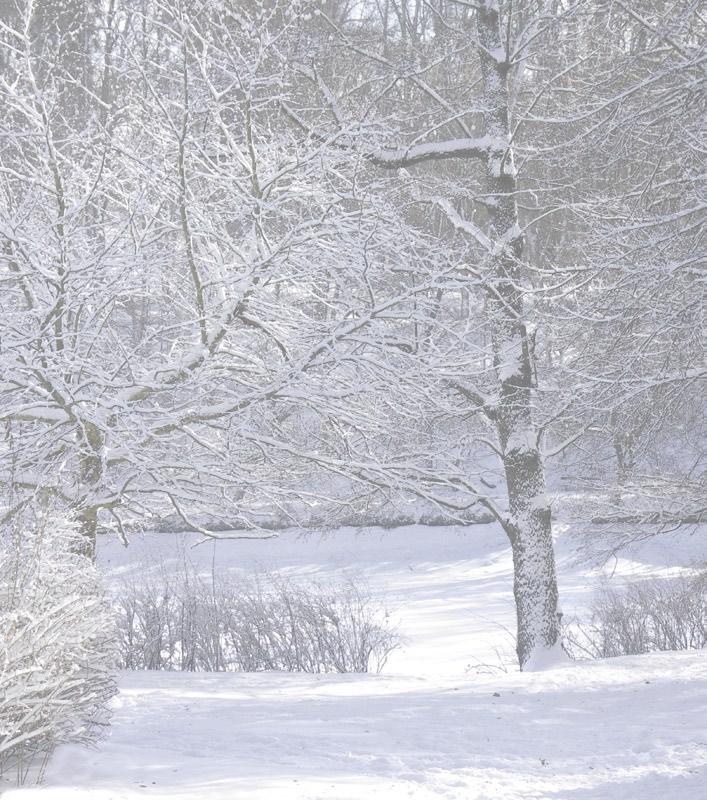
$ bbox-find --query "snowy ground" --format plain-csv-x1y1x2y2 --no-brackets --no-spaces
5,523,706,799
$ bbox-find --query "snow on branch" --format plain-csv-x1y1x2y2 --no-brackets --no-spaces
281,101,493,169
369,137,493,169
437,199,493,252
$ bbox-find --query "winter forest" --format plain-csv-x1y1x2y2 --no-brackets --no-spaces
0,0,704,797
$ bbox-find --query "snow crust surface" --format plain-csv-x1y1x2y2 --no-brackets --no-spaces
5,524,706,799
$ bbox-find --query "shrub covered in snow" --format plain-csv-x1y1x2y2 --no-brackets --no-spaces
115,562,399,674
565,569,707,659
0,512,117,785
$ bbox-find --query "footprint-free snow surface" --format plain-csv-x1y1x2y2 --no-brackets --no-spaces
6,524,707,799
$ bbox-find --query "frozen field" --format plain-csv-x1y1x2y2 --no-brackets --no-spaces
5,523,706,799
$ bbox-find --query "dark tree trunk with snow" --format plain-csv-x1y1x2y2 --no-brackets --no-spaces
476,1,560,669
75,422,104,560
329,0,566,669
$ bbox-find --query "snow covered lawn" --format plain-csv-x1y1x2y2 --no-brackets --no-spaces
5,524,706,799
6,653,707,800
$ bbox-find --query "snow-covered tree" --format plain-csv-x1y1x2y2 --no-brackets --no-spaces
290,0,563,667
0,510,116,782
283,0,704,665
0,1,444,551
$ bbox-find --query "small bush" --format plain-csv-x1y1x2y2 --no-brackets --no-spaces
0,513,117,785
564,569,707,660
114,561,399,674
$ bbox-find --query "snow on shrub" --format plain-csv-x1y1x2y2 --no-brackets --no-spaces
115,561,400,674
0,512,117,785
564,569,707,659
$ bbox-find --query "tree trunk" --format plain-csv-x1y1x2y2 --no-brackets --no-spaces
610,411,636,505
75,421,104,560
476,1,561,669
76,505,98,559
